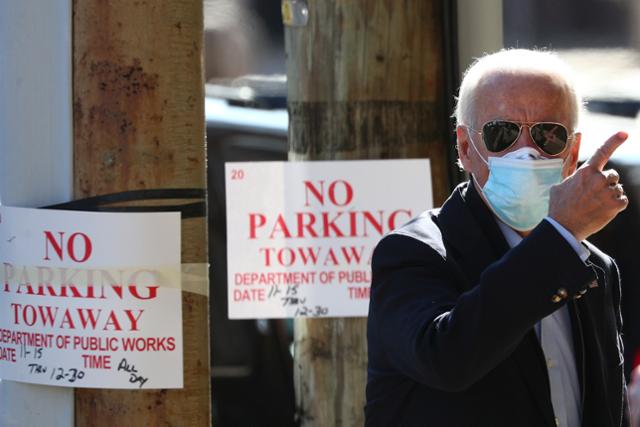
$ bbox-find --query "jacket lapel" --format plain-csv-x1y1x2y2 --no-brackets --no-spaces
436,180,557,426
574,254,618,427
511,331,557,427
435,180,510,290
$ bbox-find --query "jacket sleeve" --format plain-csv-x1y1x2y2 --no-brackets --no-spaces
368,220,597,392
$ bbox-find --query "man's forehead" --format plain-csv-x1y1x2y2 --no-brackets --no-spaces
472,70,574,122
476,69,568,93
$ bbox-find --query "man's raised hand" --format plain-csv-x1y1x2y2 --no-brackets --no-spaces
548,131,629,241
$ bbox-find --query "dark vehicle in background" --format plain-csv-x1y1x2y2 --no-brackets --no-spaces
579,102,640,378
205,77,640,426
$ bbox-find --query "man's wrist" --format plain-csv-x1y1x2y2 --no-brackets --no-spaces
544,217,591,262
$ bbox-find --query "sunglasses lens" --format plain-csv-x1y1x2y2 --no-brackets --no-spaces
530,123,569,155
482,121,521,152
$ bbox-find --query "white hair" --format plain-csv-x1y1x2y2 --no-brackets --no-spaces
454,49,583,131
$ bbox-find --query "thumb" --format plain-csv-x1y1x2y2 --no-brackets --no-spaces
583,131,628,171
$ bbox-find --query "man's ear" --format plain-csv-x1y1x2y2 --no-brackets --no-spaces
456,126,472,172
567,132,581,175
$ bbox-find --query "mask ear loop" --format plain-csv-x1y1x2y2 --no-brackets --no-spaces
462,126,489,166
460,126,490,192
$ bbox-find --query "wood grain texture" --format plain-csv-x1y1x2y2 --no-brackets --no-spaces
286,1,449,426
73,0,209,425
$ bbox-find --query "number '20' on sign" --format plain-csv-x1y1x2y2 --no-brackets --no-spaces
231,169,245,180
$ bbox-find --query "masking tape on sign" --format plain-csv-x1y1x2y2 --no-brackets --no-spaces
1,263,209,296
181,263,209,297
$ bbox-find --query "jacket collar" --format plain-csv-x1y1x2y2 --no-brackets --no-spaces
435,180,510,289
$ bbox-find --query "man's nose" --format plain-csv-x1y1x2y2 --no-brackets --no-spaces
512,125,537,150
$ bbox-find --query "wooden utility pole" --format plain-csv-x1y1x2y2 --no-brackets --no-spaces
285,1,450,425
73,1,210,425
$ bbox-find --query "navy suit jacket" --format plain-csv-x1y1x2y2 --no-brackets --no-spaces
366,181,629,426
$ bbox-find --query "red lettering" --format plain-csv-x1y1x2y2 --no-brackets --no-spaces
341,246,364,264
277,248,296,267
8,305,141,331
246,210,406,240
269,215,292,238
77,308,102,329
73,336,119,351
23,305,37,326
127,284,158,300
388,209,412,230
60,268,82,287
258,246,371,267
348,286,371,299
59,309,76,329
37,305,59,327
259,247,276,266
298,247,320,265
296,212,318,237
328,180,353,207
0,346,17,363
323,248,339,266
249,213,266,239
362,211,384,236
304,180,325,206
103,312,122,331
4,263,14,291
348,211,358,237
167,336,176,351
340,270,372,284
15,283,38,295
67,232,92,263
124,310,144,331
233,288,265,301
44,231,64,261
110,285,124,299
10,303,20,324
37,266,54,285
322,212,345,237
122,336,176,352
82,354,111,369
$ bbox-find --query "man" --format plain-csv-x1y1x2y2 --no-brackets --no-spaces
365,49,630,427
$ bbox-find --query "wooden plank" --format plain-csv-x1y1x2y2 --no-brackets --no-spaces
73,1,210,425
285,1,450,425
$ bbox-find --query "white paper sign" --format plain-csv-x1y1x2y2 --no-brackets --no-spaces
0,207,183,389
226,159,432,319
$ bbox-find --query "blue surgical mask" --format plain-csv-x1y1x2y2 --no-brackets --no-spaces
469,140,565,231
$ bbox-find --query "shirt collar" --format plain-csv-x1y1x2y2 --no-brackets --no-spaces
496,219,522,249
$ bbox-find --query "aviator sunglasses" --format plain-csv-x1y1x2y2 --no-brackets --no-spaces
468,120,574,156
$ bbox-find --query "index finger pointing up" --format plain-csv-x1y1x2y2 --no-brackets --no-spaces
584,131,628,171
